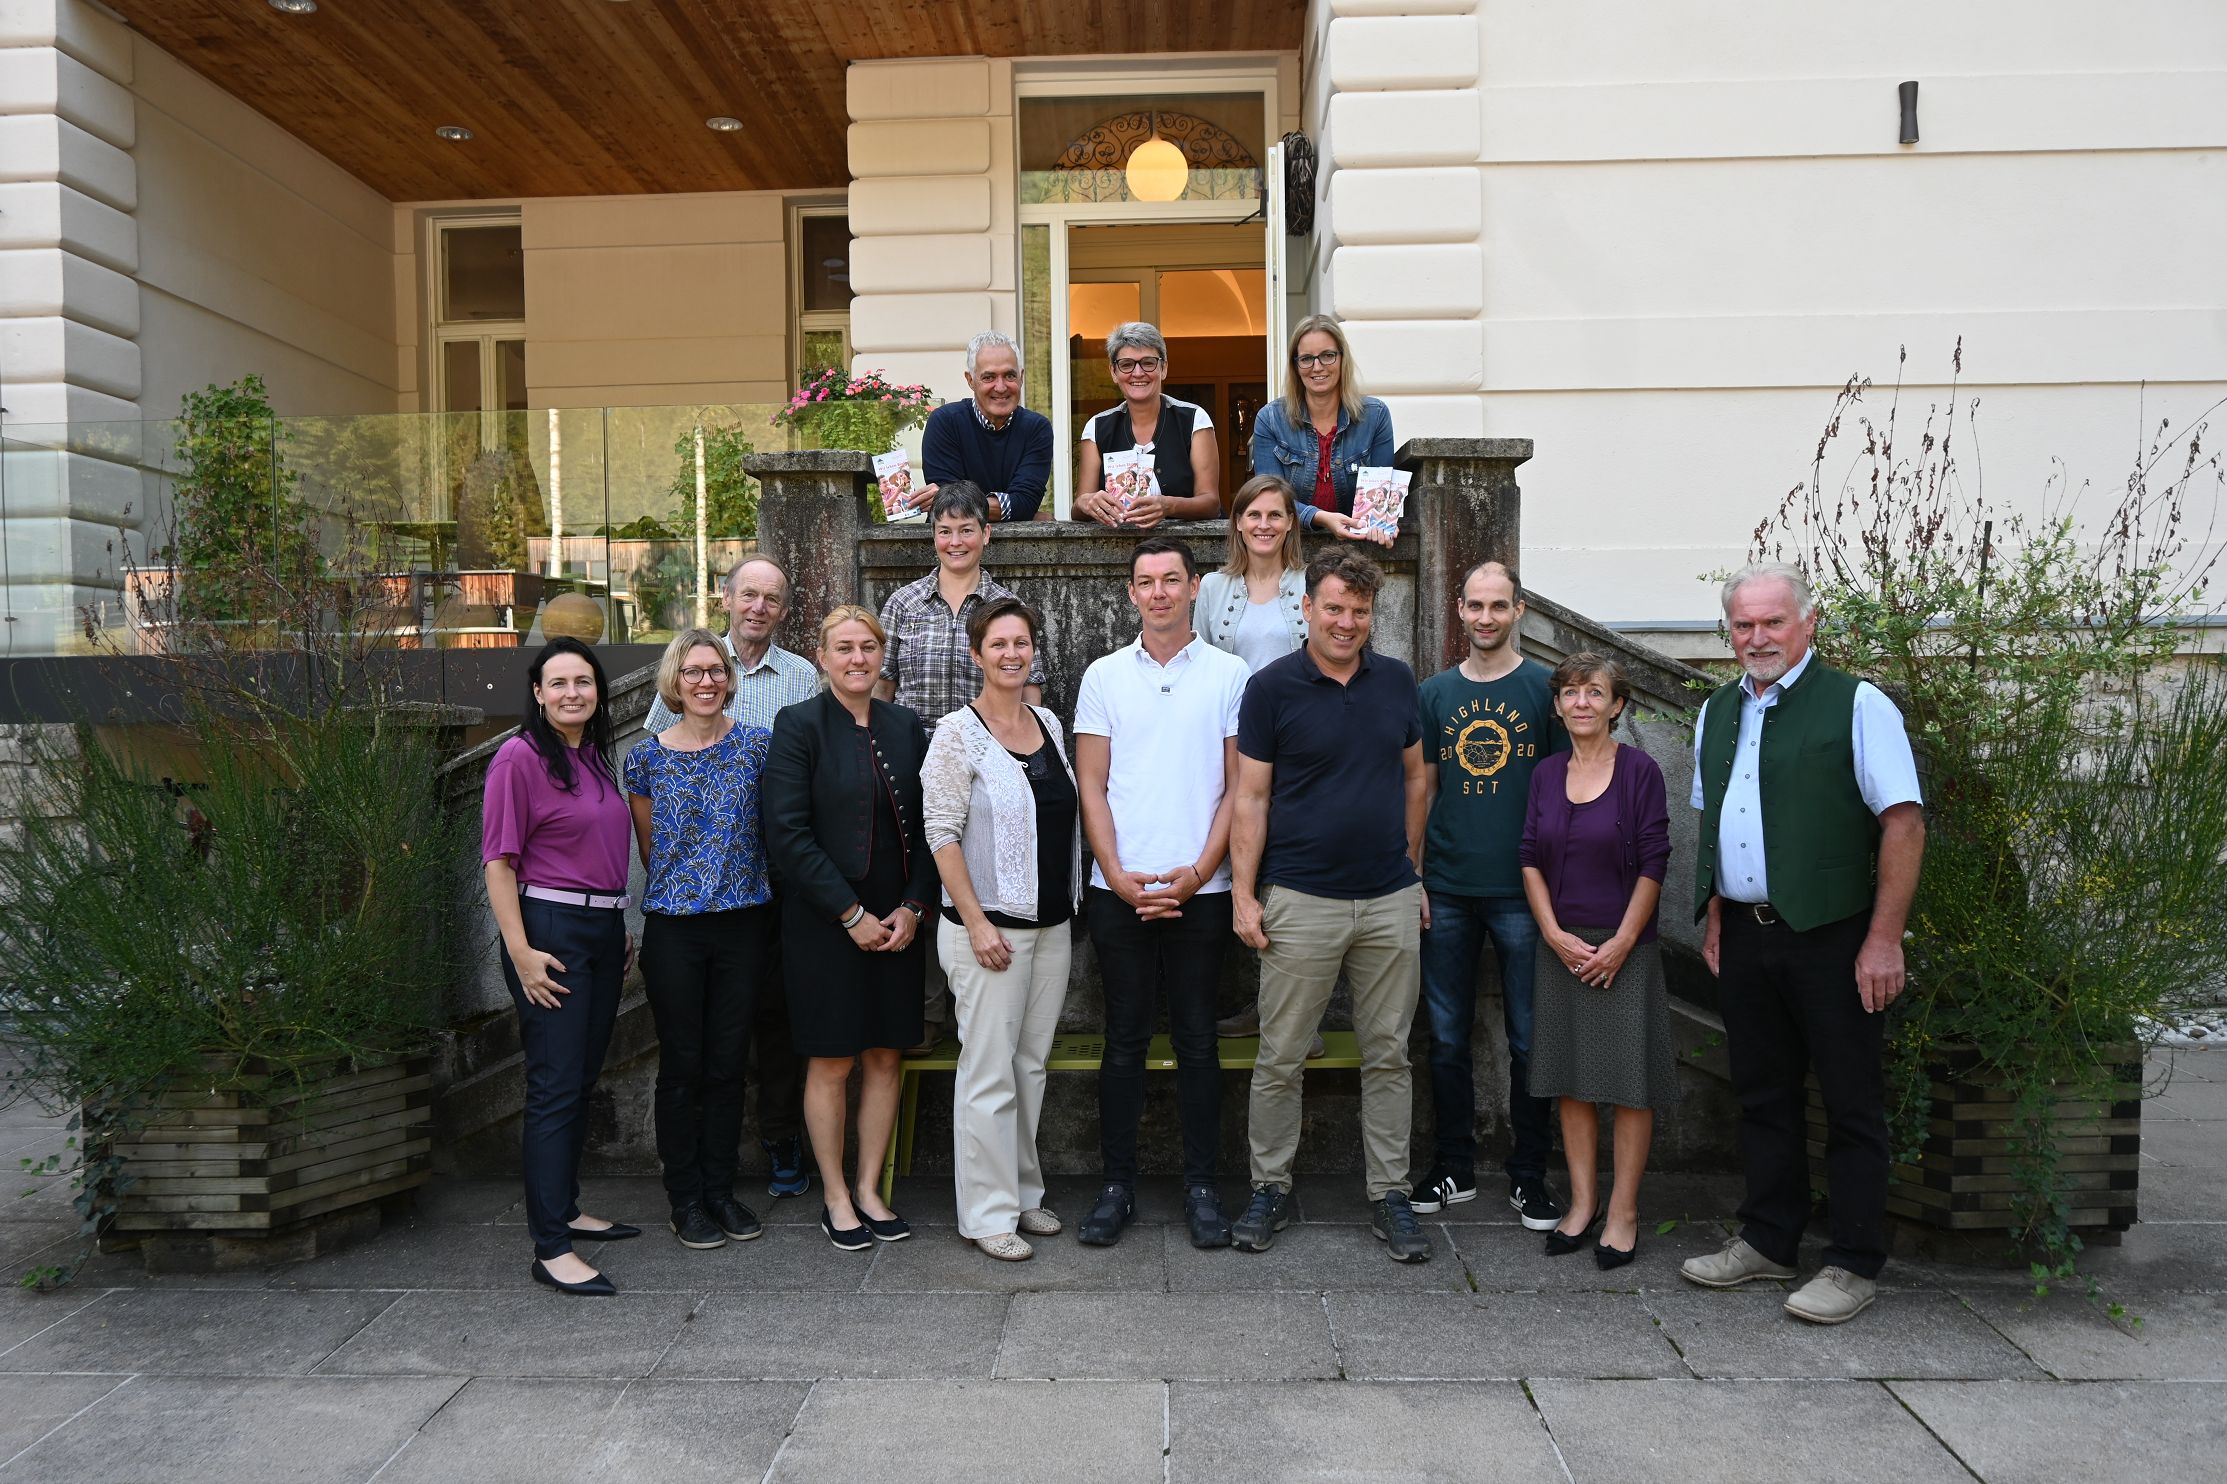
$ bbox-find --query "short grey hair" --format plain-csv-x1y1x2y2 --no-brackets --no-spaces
966,330,1022,376
1106,322,1168,365
1720,561,1816,618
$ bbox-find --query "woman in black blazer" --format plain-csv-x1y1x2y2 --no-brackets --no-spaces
763,604,938,1251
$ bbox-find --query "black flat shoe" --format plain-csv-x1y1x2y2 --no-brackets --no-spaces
530,1258,616,1296
1595,1236,1638,1270
860,1210,911,1242
820,1204,873,1251
1543,1211,1603,1257
567,1220,641,1242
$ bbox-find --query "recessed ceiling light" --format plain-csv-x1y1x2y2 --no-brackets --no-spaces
435,125,473,142
269,0,318,12
706,117,743,133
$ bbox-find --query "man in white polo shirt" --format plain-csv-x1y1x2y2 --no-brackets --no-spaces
1072,536,1251,1250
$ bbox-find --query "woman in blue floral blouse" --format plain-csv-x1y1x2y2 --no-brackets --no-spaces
624,627,777,1254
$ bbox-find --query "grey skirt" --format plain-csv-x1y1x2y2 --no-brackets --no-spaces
1528,927,1681,1111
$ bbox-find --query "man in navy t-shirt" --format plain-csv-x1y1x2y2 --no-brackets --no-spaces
916,331,1055,523
1228,545,1434,1263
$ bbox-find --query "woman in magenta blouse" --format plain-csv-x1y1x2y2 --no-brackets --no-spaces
482,637,640,1296
1519,652,1677,1271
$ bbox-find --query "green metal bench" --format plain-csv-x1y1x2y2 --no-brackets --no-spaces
880,1030,1363,1201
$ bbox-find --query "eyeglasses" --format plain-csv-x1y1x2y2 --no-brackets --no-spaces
678,666,727,684
1112,357,1162,376
1296,349,1342,370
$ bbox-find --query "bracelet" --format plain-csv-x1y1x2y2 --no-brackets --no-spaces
841,905,867,929
900,901,926,918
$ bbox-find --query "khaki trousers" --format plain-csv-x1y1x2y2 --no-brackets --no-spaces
1247,883,1423,1200
940,916,1070,1238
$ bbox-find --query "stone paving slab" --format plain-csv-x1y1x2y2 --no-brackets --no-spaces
376,1376,808,1483
0,1375,464,1484
316,1290,695,1378
998,1291,1339,1379
1645,1288,2044,1380
268,1220,609,1292
1891,1379,2227,1483
861,1221,1168,1292
1454,1218,1734,1292
2012,1220,2227,1293
1168,1221,1468,1293
770,1379,1164,1484
2141,1115,2224,1162
590,1223,873,1293
1958,1286,2227,1380
0,1284,103,1354
0,1288,397,1376
1167,1379,1561,1483
2146,1076,2227,1119
0,1372,125,1464
406,1178,527,1224
1530,1378,1972,1484
1328,1291,1685,1379
2137,1163,2225,1220
653,1291,1008,1379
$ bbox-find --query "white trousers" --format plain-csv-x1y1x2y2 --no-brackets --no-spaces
940,915,1071,1239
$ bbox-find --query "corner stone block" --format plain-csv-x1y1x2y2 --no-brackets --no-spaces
1329,243,1485,319
1327,166,1482,245
1327,90,1482,169
1342,321,1485,394
1326,15,1481,91
848,119,993,179
846,58,993,121
849,292,998,355
850,175,994,238
0,180,137,274
849,234,993,295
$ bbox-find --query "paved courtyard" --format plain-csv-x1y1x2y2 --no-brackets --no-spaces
0,1048,2221,1483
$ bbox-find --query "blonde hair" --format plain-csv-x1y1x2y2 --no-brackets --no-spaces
656,628,734,712
1280,314,1366,428
816,603,886,651
1223,475,1306,577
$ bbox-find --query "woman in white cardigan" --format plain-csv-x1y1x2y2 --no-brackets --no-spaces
920,595,1083,1261
1193,474,1308,674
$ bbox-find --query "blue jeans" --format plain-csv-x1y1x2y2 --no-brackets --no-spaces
1419,891,1553,1184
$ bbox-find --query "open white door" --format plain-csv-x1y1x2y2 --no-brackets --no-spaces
1264,140,1289,392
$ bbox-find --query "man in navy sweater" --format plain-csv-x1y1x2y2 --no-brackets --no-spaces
917,331,1056,523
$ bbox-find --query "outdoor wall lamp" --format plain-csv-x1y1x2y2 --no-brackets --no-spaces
1898,80,1920,144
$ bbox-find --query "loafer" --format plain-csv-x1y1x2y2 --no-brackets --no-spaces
1184,1185,1233,1249
566,1219,640,1242
1018,1206,1063,1237
704,1195,763,1243
531,1258,616,1296
1370,1190,1434,1263
1785,1266,1878,1324
820,1205,874,1252
1077,1184,1135,1247
669,1203,728,1250
1230,1184,1294,1253
973,1232,1034,1262
1681,1235,1799,1288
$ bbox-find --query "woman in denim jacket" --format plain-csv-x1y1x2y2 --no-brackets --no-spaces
1248,314,1396,545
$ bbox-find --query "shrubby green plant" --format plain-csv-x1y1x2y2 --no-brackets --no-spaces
1748,343,2227,1275
170,375,316,623
667,420,759,540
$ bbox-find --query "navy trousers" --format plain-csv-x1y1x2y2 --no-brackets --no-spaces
640,904,776,1210
500,896,627,1260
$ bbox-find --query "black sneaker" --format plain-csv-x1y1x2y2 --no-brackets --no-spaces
1184,1185,1233,1250
1077,1183,1135,1247
1371,1191,1435,1263
1230,1184,1293,1252
1509,1179,1563,1232
763,1137,810,1199
1408,1168,1477,1214
669,1202,727,1249
704,1194,763,1242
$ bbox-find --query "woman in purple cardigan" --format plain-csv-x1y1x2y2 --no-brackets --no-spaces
1519,652,1677,1270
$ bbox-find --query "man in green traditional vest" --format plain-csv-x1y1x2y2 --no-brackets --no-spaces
1679,563,1925,1325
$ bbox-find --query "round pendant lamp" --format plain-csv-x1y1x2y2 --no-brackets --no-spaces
1125,115,1189,202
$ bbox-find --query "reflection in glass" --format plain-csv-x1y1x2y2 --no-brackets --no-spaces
441,224,525,321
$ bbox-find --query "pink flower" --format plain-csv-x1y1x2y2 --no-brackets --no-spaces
816,389,829,400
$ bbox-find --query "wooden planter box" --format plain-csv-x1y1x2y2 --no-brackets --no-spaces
104,1055,434,1239
1808,1047,2142,1240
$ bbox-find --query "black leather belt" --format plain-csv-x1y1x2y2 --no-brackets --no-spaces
1731,901,1781,926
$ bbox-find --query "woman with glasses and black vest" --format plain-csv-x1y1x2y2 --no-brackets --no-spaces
920,596,1082,1261
1073,321,1224,527
481,637,641,1296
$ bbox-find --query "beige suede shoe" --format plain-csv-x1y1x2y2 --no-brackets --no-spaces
1680,1235,1799,1288
973,1232,1034,1262
1018,1206,1063,1237
1784,1266,1878,1324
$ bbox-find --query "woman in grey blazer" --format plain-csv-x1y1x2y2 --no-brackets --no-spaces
1194,475,1309,674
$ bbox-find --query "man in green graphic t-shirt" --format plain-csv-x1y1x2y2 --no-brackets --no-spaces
1410,561,1569,1228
